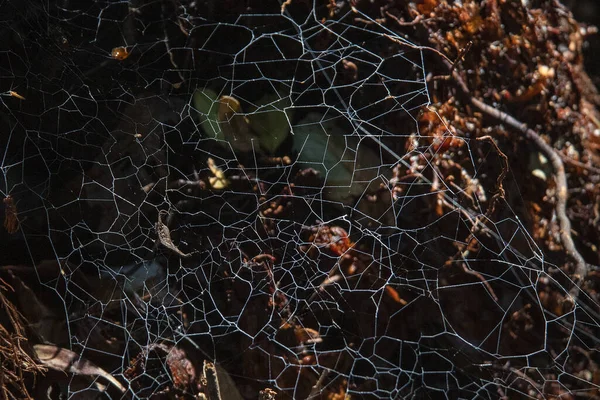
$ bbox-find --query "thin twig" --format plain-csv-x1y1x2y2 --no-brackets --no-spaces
506,367,543,392
559,154,600,175
280,0,292,13
385,11,425,27
449,41,473,75
383,34,453,64
477,135,508,197
308,368,329,399
354,17,385,25
476,135,508,215
451,259,499,302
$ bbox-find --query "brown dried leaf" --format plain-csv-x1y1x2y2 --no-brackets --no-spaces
33,344,126,393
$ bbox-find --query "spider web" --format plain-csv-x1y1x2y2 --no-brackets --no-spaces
0,0,598,399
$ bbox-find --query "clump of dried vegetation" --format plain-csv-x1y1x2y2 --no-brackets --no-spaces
0,280,45,400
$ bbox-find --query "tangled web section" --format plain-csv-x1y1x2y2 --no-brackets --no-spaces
1,1,598,399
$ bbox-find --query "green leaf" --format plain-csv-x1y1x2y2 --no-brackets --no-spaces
192,88,292,154
292,113,385,203
192,88,222,140
247,93,292,154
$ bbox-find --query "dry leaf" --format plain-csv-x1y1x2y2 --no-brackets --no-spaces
34,344,126,393
208,158,229,190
